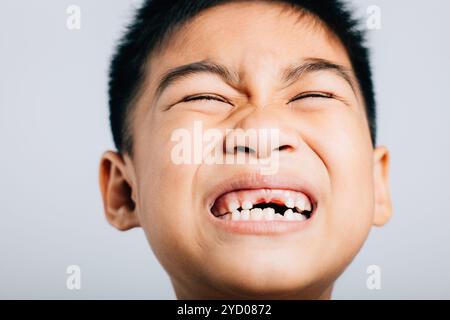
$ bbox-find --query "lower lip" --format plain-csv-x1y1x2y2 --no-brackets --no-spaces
208,212,315,235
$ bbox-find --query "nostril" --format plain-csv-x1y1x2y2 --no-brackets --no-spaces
234,146,255,154
276,145,293,152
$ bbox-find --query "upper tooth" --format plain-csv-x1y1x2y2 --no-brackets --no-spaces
305,201,312,211
242,201,253,210
295,198,306,211
286,198,295,209
295,197,311,212
228,201,240,212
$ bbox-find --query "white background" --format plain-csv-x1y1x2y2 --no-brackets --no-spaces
1,0,449,299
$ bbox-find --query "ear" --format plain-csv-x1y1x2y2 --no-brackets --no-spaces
99,151,140,231
372,146,393,227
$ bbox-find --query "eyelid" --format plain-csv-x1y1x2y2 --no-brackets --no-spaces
290,91,335,102
184,92,333,105
182,94,232,105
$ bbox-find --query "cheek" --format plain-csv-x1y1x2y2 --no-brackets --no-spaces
132,117,206,268
137,156,204,273
308,110,375,242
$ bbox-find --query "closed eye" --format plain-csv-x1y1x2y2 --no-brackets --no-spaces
182,94,231,104
290,92,334,103
179,92,336,108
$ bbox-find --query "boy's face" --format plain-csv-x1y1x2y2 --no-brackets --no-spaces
100,2,392,299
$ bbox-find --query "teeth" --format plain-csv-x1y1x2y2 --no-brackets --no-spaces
274,213,284,220
286,198,295,209
284,209,295,221
262,208,275,220
222,203,310,222
305,201,312,211
242,201,253,210
295,196,312,212
228,201,240,212
295,198,306,211
250,208,263,215
241,209,250,221
250,208,263,221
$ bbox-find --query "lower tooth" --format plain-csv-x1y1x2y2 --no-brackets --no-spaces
225,209,307,222
241,209,250,221
284,209,295,221
231,210,240,221
262,208,275,221
274,213,284,220
250,208,263,221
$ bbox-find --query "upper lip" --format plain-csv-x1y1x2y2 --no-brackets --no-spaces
205,171,319,212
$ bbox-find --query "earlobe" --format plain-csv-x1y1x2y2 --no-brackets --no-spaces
372,146,393,227
99,151,140,231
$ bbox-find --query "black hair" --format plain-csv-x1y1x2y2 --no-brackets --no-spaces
108,0,376,154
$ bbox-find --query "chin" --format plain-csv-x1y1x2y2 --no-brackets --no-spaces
196,246,332,299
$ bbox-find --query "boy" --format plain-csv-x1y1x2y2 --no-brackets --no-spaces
99,0,392,299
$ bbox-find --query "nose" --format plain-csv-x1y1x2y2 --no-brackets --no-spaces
224,108,300,159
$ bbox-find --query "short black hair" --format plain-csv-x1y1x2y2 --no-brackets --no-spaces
108,0,376,154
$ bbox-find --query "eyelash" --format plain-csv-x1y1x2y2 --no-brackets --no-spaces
183,95,228,103
182,92,334,104
290,92,334,102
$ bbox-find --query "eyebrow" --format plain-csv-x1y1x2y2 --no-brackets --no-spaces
154,58,356,102
154,60,240,102
281,58,356,92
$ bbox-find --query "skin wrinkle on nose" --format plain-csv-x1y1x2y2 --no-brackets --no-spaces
237,52,282,106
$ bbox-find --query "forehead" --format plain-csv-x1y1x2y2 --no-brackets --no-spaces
149,1,353,78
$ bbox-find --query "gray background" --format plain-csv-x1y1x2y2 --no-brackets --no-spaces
1,0,449,299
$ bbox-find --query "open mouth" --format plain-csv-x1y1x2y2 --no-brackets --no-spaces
210,188,314,222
